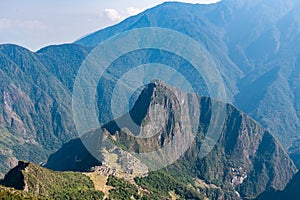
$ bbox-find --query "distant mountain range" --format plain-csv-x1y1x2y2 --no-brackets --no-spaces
1,0,300,199
76,0,300,149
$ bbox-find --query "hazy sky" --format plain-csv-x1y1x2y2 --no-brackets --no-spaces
0,0,220,51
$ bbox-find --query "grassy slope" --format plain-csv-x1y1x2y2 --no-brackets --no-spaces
2,161,104,200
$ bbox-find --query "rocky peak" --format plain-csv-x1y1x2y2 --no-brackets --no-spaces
103,80,198,152
129,79,181,128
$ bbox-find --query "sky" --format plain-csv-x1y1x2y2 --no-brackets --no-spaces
0,0,220,51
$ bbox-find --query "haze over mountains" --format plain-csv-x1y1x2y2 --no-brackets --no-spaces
0,0,300,199
76,0,300,148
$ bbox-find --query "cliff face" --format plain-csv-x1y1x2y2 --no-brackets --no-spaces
46,81,297,199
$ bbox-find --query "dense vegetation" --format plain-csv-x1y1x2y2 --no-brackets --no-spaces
106,175,140,200
0,185,36,200
135,171,204,200
105,172,204,200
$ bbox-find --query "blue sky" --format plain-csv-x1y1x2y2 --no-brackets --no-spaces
0,0,220,51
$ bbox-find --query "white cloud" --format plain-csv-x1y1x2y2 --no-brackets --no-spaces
104,9,122,22
126,7,146,16
175,0,220,4
103,7,146,23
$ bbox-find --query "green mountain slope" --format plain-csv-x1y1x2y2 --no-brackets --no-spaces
0,44,88,176
0,185,37,200
1,161,104,199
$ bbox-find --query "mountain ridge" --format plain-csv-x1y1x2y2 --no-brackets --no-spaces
45,81,297,199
